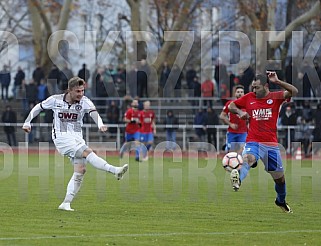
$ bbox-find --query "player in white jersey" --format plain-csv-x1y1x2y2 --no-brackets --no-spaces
23,77,128,211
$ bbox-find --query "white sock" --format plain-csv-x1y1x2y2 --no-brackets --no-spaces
86,152,116,174
63,172,84,203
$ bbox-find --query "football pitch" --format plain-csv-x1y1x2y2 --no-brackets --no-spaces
1,152,321,245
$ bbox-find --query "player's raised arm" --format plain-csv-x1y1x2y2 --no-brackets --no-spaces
89,109,107,132
22,103,43,133
228,102,249,120
267,71,298,99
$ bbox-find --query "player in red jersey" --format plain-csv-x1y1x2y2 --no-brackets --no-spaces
220,85,247,154
139,101,156,161
228,72,298,213
119,99,141,161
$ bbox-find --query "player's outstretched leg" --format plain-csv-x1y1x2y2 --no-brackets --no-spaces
239,162,251,181
58,172,84,211
86,152,129,179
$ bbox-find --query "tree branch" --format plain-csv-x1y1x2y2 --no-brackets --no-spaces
271,0,320,49
29,0,52,34
0,2,30,32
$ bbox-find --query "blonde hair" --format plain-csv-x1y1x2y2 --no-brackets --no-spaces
68,77,85,90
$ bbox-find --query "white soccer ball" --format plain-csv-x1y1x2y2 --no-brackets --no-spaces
222,152,243,172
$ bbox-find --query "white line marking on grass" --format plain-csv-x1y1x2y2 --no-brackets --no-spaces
1,230,321,241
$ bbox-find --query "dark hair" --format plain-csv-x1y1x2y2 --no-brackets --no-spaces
235,85,244,91
254,74,268,85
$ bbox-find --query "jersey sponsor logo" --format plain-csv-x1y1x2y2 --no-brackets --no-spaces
58,112,78,121
267,99,273,104
75,105,82,111
143,118,152,123
252,108,272,120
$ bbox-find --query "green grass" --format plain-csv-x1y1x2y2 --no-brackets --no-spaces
1,152,321,245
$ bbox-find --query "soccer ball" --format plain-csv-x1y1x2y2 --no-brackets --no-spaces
222,152,243,172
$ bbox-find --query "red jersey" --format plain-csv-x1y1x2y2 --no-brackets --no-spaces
233,91,286,145
140,109,155,133
124,108,140,134
223,100,247,133
201,80,214,97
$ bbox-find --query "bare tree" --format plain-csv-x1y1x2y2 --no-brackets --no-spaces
237,0,320,71
26,0,73,74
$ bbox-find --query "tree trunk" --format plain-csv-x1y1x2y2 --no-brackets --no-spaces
27,0,43,66
47,0,73,68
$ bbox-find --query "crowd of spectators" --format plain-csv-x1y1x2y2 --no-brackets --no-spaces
0,57,321,156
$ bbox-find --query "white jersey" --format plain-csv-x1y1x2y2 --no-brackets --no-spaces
40,93,96,135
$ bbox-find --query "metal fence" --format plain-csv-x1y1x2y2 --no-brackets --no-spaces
0,123,315,152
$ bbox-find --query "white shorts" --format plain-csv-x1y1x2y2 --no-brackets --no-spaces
53,133,88,159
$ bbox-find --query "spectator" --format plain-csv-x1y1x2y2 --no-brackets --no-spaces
115,76,126,98
159,61,171,98
137,59,150,98
95,69,108,114
171,64,183,99
239,65,255,94
228,71,237,98
60,63,73,91
185,65,197,97
164,110,178,151
194,108,207,151
299,100,313,123
1,105,17,146
127,64,138,98
285,57,298,85
106,100,120,135
280,103,298,153
77,63,90,82
47,64,61,94
300,61,315,98
25,80,38,106
312,103,321,154
13,66,25,99
214,57,228,97
115,64,126,84
294,116,312,158
201,77,214,107
315,62,321,97
32,64,45,85
91,66,99,97
191,76,201,113
205,106,219,150
231,76,241,98
0,65,11,101
38,79,49,102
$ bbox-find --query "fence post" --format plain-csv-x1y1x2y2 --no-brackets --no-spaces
182,126,186,151
117,126,121,150
287,126,291,153
86,125,90,143
217,127,220,152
